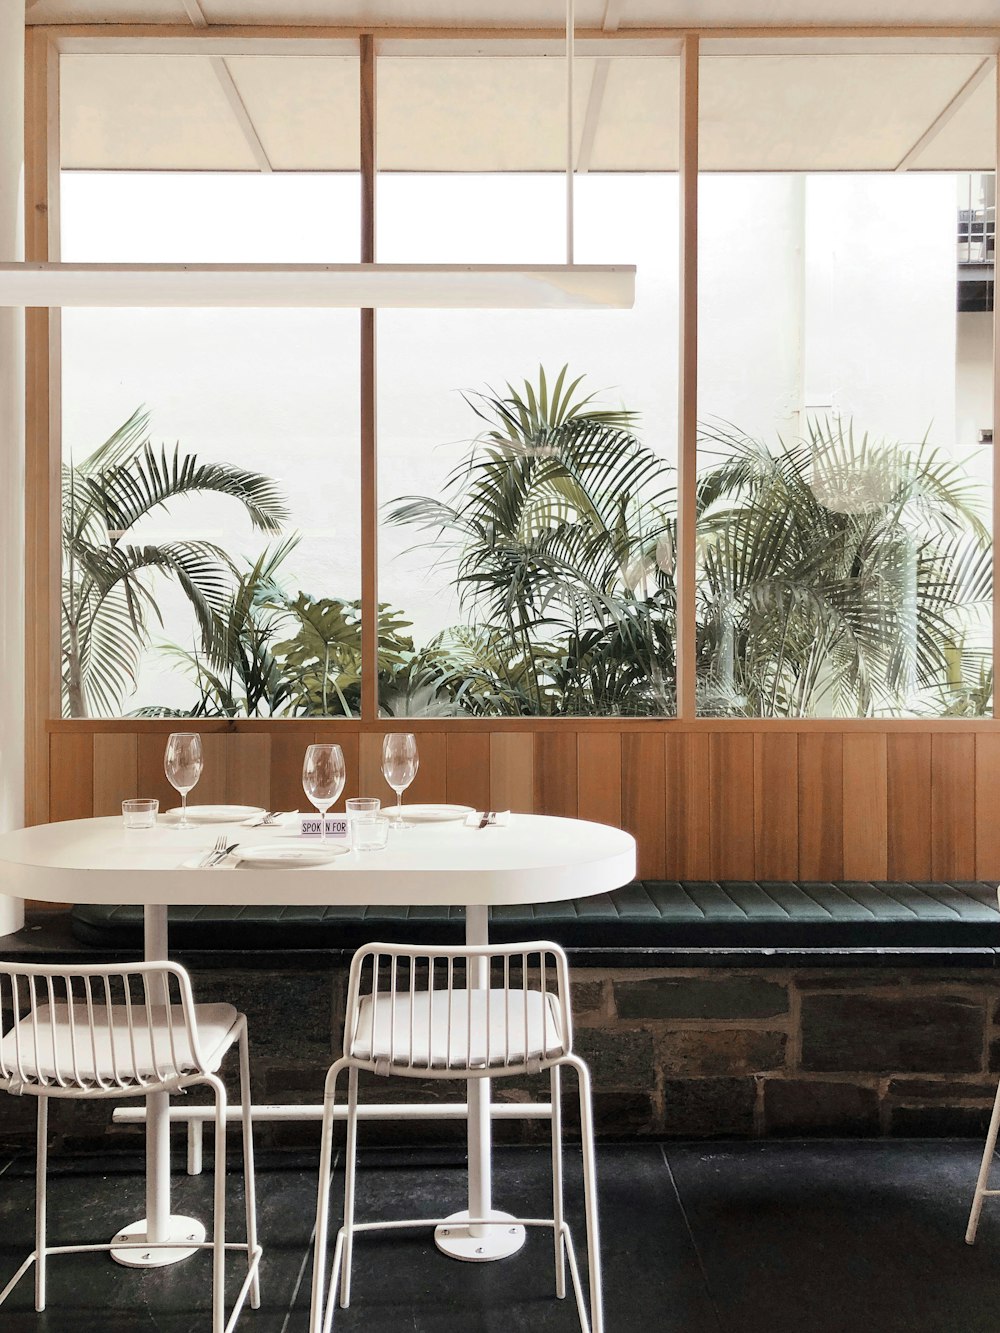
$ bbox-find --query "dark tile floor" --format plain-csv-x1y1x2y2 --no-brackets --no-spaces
1,1138,999,1331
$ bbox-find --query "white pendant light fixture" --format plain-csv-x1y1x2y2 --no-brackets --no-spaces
0,3,634,311
0,261,633,309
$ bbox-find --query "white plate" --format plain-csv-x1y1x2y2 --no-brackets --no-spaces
166,805,264,824
397,804,475,823
234,843,349,869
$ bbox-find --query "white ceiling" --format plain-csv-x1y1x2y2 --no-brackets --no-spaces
24,0,1000,28
59,50,996,172
32,0,1000,173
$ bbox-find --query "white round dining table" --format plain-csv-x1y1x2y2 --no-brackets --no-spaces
0,812,636,1267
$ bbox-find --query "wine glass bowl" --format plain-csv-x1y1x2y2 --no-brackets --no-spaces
381,733,419,830
164,733,204,830
302,744,346,843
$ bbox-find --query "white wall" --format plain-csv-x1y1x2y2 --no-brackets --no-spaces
956,310,994,491
0,7,25,933
699,174,807,440
803,174,957,446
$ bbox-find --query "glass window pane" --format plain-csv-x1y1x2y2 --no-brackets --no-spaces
60,53,360,262
59,52,362,719
697,44,995,718
61,309,361,719
377,53,679,718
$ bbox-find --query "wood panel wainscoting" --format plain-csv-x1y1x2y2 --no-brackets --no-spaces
39,720,1000,899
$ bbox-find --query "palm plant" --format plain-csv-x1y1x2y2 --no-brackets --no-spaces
387,367,677,715
388,370,991,719
62,409,288,717
696,418,992,717
144,539,299,718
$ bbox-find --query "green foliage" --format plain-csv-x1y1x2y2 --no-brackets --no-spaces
387,369,992,719
84,372,994,722
138,538,298,718
696,418,992,716
387,365,676,715
62,409,288,717
271,597,414,717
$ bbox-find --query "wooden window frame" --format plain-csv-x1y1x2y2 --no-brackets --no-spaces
24,22,1000,834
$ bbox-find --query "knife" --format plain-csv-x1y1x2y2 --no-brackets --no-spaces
206,843,239,868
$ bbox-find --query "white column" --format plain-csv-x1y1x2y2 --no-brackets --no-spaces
0,6,26,936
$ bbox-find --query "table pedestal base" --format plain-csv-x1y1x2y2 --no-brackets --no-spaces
434,1210,526,1262
110,1216,206,1268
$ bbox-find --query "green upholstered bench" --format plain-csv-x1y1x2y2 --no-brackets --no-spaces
68,880,1000,955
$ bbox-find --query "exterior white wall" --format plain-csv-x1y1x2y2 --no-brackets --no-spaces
699,174,807,440
699,173,960,450
956,311,994,492
803,174,957,447
0,8,25,933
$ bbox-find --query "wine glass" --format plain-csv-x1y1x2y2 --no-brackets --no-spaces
302,744,346,844
164,732,203,830
381,733,419,830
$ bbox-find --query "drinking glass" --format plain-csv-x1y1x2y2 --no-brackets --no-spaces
351,814,390,851
302,744,346,843
381,733,419,830
122,798,158,829
164,733,203,830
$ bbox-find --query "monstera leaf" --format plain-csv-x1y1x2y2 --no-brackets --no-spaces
273,596,415,717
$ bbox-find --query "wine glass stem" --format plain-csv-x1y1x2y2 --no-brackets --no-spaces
396,790,403,825
319,806,326,842
181,790,187,829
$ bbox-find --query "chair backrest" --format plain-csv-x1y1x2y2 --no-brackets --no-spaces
0,960,207,1096
344,940,573,1078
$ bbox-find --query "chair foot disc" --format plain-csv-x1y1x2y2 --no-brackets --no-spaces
434,1210,526,1262
110,1216,206,1267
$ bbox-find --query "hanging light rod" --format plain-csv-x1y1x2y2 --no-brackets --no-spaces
0,262,635,310
0,1,637,312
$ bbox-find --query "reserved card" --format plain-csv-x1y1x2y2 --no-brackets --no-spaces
300,815,349,839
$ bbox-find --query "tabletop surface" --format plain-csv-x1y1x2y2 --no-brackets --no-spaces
0,814,637,908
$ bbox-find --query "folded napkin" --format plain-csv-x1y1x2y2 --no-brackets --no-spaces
464,810,511,828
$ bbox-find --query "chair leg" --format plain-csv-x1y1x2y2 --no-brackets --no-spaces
210,1077,228,1333
568,1055,603,1333
340,1066,360,1309
238,1021,261,1308
968,1074,1000,1242
550,1064,566,1299
34,1095,48,1312
310,1057,350,1333
187,1117,204,1176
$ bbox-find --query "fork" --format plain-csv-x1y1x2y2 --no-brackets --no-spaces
248,811,281,827
477,810,495,829
199,835,228,868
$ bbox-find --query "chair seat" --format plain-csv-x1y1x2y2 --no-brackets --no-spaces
351,988,566,1070
0,1002,239,1085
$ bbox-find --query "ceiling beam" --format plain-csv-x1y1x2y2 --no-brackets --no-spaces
42,24,1000,52
182,0,273,171
894,55,993,170
577,0,626,175
209,57,273,171
180,0,207,26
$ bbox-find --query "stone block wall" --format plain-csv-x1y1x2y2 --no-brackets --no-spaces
570,967,1000,1139
8,960,1000,1154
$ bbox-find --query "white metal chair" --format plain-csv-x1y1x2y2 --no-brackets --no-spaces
968,887,1000,1245
0,960,261,1332
310,940,602,1333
